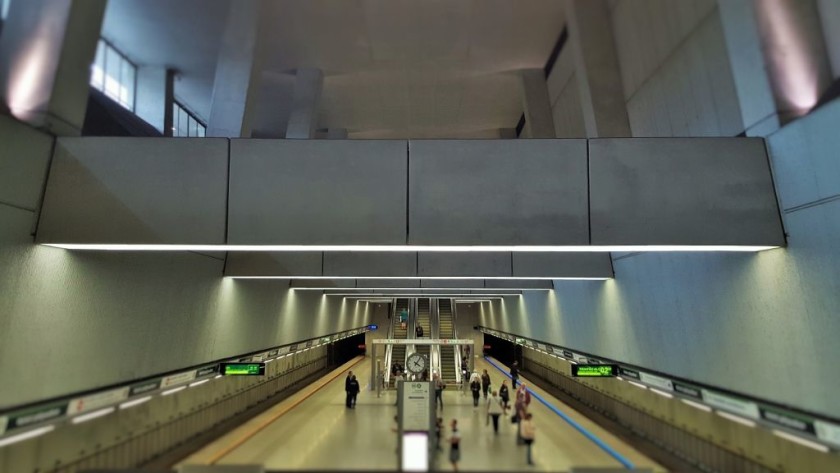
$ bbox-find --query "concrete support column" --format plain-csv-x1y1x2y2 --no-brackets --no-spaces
752,0,832,122
518,68,555,138
498,128,517,139
135,67,176,135
207,0,266,138
565,0,631,138
0,0,106,135
285,67,323,139
327,128,348,139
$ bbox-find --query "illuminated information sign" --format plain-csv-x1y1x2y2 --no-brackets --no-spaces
220,363,266,376
571,364,618,377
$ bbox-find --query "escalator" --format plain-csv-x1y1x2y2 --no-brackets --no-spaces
390,298,410,387
438,298,458,383
415,298,431,363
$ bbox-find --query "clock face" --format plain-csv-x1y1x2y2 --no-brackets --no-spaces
406,353,427,374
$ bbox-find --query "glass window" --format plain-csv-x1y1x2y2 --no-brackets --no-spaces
1,0,9,21
89,39,136,111
172,101,206,137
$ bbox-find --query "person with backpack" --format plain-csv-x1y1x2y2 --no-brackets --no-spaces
470,378,481,407
520,413,537,465
348,374,360,408
434,373,446,410
486,390,505,433
510,361,520,389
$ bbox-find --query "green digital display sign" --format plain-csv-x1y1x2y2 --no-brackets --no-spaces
220,363,266,376
571,364,618,377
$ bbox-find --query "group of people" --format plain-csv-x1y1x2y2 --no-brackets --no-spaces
344,370,360,408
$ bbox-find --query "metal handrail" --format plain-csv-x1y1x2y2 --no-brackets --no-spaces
451,299,462,384
383,298,397,385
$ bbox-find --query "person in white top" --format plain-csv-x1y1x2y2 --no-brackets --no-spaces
485,390,505,433
520,413,536,465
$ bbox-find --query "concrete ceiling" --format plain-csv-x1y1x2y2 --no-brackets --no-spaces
102,0,565,138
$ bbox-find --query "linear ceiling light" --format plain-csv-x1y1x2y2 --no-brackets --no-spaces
772,430,830,453
330,293,516,297
293,287,550,291
228,276,609,280
45,244,778,252
0,425,55,448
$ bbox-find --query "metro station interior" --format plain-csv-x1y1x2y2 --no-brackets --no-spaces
1,0,840,472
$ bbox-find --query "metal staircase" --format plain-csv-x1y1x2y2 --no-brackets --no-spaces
438,298,458,383
390,298,410,387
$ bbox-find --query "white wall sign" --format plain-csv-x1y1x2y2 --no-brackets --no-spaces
815,420,840,447
701,390,759,419
402,382,431,431
160,370,197,388
573,353,588,363
67,387,130,415
640,372,674,391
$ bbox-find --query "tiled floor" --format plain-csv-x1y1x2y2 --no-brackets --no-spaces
180,356,665,471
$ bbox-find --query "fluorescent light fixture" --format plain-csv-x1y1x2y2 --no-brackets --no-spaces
294,287,551,291
772,430,830,453
616,376,624,381
119,396,152,410
332,293,515,297
681,399,712,412
230,276,608,280
629,381,648,390
46,244,778,253
651,388,674,399
71,407,115,424
717,411,756,427
188,379,209,388
0,425,55,448
214,374,223,379
161,386,187,396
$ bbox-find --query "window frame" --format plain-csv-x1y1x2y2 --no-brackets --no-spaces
90,38,138,112
172,100,207,138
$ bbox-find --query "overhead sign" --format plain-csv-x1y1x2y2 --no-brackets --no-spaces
221,362,266,376
161,370,197,388
815,420,840,447
640,372,673,391
67,387,130,415
760,406,815,434
571,364,618,377
369,324,378,330
196,365,219,378
619,367,640,380
130,379,161,396
701,389,759,419
673,381,701,399
6,402,68,431
372,339,474,345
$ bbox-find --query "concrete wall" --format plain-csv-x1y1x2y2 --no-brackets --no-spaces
546,44,586,138
0,114,370,408
480,99,840,417
610,0,744,137
818,0,840,78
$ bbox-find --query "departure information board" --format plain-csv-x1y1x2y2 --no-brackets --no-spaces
572,364,618,377
220,363,266,376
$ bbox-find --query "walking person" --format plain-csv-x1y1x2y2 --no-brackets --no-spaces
510,361,520,389
345,370,354,408
415,324,424,338
499,380,510,411
434,374,445,410
514,383,531,444
449,419,461,471
480,369,491,400
486,390,504,434
520,413,536,465
470,377,481,407
348,375,360,408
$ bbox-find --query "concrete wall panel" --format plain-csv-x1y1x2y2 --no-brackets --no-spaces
0,115,53,211
228,139,407,245
418,252,511,277
324,252,417,277
225,252,322,277
589,138,784,246
409,139,589,245
36,138,228,244
512,252,613,278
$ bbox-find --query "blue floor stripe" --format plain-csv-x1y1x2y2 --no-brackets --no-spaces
484,356,636,470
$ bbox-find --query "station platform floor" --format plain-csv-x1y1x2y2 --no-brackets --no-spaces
178,356,665,471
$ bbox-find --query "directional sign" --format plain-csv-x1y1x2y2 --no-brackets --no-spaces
571,364,618,377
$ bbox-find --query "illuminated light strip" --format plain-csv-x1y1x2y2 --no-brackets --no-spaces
717,411,756,427
0,425,55,448
71,407,115,424
628,381,648,390
45,244,778,253
681,399,712,412
772,430,830,453
161,386,187,396
330,294,516,298
119,396,152,409
229,276,609,280
650,388,674,399
189,379,209,388
294,287,551,291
